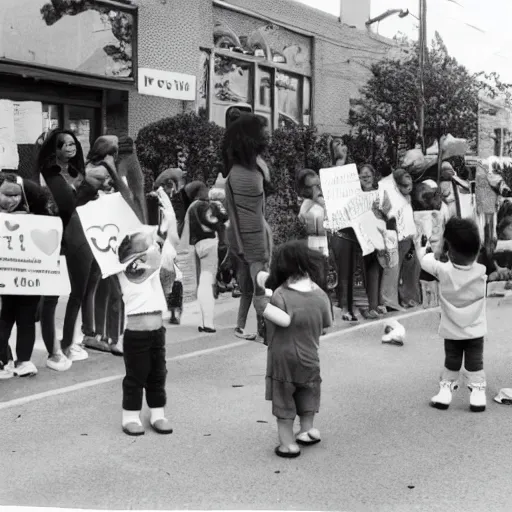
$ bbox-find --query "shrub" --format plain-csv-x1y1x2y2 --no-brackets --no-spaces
135,112,224,192
265,125,332,246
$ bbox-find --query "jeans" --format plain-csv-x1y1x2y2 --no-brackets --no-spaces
62,247,99,349
40,295,59,355
380,238,420,309
444,337,484,372
0,295,41,364
232,253,268,331
94,276,124,342
362,251,382,311
122,328,167,411
330,232,359,314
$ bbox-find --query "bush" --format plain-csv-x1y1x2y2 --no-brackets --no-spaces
135,112,224,192
135,113,333,247
265,125,332,246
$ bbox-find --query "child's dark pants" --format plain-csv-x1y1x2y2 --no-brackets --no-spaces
122,327,167,411
444,337,484,372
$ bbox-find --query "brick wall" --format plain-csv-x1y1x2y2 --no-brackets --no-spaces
128,0,214,138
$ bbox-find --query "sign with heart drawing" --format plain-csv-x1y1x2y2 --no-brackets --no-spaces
0,213,64,295
0,213,62,268
76,192,143,278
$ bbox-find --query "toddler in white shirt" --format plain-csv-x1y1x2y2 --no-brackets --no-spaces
416,217,488,412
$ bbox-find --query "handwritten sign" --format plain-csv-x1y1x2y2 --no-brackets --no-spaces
77,193,142,278
320,164,385,255
0,256,70,295
0,213,67,295
13,101,43,144
138,68,196,101
378,175,417,241
0,213,62,269
0,100,19,170
414,210,444,253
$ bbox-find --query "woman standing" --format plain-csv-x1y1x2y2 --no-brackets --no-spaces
179,181,228,333
37,129,86,371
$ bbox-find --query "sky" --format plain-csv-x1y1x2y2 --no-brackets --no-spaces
294,0,512,83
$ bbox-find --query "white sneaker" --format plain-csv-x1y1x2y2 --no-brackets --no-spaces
0,361,14,380
66,344,89,362
46,352,72,372
431,380,458,410
14,361,38,377
469,383,486,412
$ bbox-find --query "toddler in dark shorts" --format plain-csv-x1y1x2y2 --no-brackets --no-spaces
258,240,333,459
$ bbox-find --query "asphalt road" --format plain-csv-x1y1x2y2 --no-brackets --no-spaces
1,298,512,512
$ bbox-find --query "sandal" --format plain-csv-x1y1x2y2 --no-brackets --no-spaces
275,446,301,458
296,428,321,446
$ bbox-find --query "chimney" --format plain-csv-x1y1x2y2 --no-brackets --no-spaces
340,0,371,30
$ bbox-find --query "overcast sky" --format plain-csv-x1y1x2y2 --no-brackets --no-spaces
294,0,512,83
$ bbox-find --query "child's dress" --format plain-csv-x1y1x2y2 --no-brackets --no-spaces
265,283,332,419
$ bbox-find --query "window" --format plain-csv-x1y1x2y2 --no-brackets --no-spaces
201,49,311,131
0,0,136,80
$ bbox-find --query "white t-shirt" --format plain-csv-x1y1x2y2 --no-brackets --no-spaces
418,248,487,340
117,270,166,316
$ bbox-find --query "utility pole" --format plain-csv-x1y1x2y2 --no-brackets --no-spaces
418,0,427,153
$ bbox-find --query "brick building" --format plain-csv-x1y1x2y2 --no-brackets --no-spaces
478,95,512,159
0,0,396,177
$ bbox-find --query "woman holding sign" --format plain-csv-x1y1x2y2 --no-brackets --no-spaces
0,172,57,379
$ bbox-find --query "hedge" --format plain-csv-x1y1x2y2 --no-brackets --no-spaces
135,112,333,246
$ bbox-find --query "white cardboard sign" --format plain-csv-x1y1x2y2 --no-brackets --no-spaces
76,193,143,278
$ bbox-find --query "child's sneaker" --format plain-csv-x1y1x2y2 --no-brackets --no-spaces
65,344,89,362
431,380,458,409
46,352,72,372
0,361,14,380
14,361,38,377
469,383,486,412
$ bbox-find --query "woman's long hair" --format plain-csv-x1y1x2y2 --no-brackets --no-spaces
266,240,326,292
222,113,267,170
86,135,119,164
35,129,85,178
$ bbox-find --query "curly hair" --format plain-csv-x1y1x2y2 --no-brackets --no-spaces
36,129,85,178
222,113,267,170
265,239,326,291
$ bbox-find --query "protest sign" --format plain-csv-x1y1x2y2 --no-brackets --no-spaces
0,213,62,269
76,193,143,278
378,175,417,241
413,210,444,252
0,100,19,170
320,164,385,255
0,256,70,296
0,213,67,295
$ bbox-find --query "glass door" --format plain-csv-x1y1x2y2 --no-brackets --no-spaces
65,105,100,160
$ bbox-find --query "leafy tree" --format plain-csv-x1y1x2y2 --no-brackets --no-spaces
348,33,512,167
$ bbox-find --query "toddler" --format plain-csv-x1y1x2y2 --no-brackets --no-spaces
416,217,487,412
116,227,173,436
259,240,332,458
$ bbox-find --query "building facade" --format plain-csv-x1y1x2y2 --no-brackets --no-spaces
478,95,512,159
0,0,395,178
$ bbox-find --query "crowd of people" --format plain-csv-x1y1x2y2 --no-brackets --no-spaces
0,111,510,453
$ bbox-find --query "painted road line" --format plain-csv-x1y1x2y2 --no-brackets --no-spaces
0,308,439,412
0,340,251,412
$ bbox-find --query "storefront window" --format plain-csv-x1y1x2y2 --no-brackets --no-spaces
68,106,96,158
276,72,301,129
211,55,252,127
0,0,135,79
42,104,60,133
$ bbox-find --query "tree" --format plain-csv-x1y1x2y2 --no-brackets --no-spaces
349,33,512,166
40,0,134,77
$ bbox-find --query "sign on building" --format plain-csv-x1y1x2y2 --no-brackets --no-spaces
138,68,196,101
